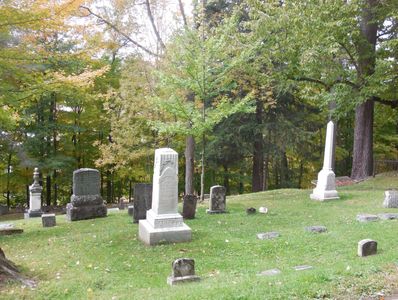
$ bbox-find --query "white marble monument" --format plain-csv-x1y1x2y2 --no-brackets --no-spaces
25,168,43,218
310,121,339,201
139,148,192,245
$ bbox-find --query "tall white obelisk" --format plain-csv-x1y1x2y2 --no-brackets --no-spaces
310,121,339,201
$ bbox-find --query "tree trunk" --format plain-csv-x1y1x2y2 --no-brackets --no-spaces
53,170,57,206
185,135,195,195
46,176,51,206
223,164,230,194
351,0,378,179
252,99,264,192
0,248,35,288
6,153,12,208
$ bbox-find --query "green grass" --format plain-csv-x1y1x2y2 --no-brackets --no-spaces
1,174,398,299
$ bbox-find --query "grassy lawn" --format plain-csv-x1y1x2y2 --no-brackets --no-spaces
1,174,398,299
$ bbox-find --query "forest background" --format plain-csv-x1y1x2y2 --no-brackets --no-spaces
0,0,397,208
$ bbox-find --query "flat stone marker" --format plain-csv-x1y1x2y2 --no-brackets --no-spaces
358,239,377,257
0,223,14,230
42,214,56,227
310,121,339,201
258,268,281,276
257,232,280,240
383,190,398,208
293,265,313,271
25,168,43,219
207,185,226,214
356,214,379,222
167,258,200,285
378,213,398,220
127,205,134,217
246,207,256,214
138,148,191,245
133,183,152,223
66,168,107,221
0,228,23,236
259,207,268,214
305,225,327,233
182,194,197,219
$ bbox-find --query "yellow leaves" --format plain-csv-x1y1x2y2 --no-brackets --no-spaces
52,66,110,89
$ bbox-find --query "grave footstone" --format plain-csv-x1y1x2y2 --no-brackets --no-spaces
383,190,398,208
378,213,398,220
182,194,197,219
246,207,256,215
0,228,23,235
24,168,43,219
356,214,379,222
259,207,268,214
305,225,327,233
167,258,200,285
138,148,191,245
42,214,56,227
358,239,377,257
133,183,152,223
207,185,226,214
293,265,313,271
258,268,281,276
310,121,339,201
257,232,280,240
66,168,107,221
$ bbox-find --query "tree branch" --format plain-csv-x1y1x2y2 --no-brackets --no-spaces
337,41,359,73
374,97,398,108
80,6,159,57
144,0,166,49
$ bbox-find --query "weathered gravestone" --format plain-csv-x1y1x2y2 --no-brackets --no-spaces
42,214,56,227
358,239,377,257
383,190,398,208
182,194,197,219
25,168,43,219
133,183,152,223
246,207,256,214
127,205,134,217
310,121,339,201
138,148,191,245
305,225,327,233
207,185,226,214
66,168,107,221
167,258,200,285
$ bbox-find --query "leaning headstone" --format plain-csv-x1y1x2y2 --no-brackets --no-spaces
25,168,43,219
305,225,327,233
246,207,256,214
182,194,197,219
167,258,200,285
42,214,56,227
310,121,339,201
138,148,191,245
207,185,226,214
358,239,377,257
383,190,398,208
66,168,107,221
257,232,280,240
356,214,379,222
378,213,398,220
127,205,134,217
133,183,152,223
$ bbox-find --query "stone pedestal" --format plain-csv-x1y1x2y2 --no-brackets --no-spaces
25,168,43,219
310,121,339,201
66,168,107,222
139,148,191,246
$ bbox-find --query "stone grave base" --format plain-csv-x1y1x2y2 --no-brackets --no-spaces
206,209,226,214
310,190,339,201
66,203,107,221
24,210,43,219
138,210,191,245
310,169,339,201
167,275,200,285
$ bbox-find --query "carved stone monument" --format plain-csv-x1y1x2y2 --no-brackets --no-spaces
138,148,191,245
25,168,43,218
133,183,152,223
310,121,339,201
66,168,107,221
207,185,227,214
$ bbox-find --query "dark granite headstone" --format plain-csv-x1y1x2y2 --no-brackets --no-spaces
358,239,377,257
42,214,56,227
246,207,256,214
207,185,226,214
66,168,107,221
167,258,200,285
182,194,197,219
127,205,134,216
133,183,152,223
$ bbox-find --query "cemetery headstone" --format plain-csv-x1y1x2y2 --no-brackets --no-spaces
383,190,398,208
259,207,268,214
258,268,281,276
378,213,398,220
167,258,200,285
138,148,191,245
66,168,107,221
246,207,256,214
42,214,56,227
182,194,197,219
127,205,134,217
207,185,226,214
25,168,43,218
305,225,327,233
358,239,377,257
293,265,313,271
0,205,9,215
356,214,379,222
133,183,152,223
257,232,280,240
310,121,339,201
